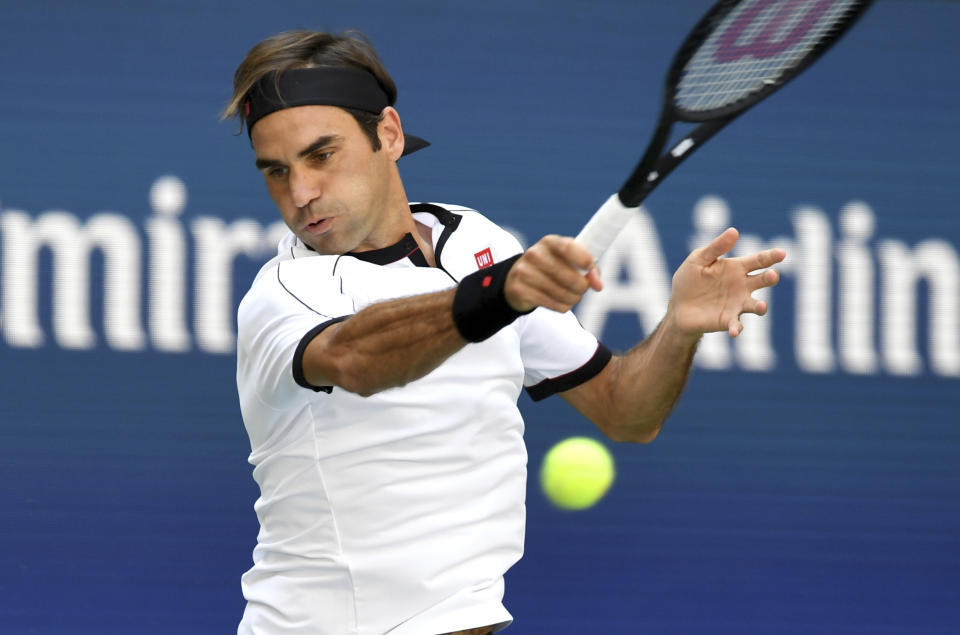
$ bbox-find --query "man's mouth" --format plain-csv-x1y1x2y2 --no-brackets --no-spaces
304,217,332,235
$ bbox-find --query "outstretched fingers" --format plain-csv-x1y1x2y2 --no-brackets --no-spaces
740,247,787,275
670,228,787,338
746,267,780,292
728,317,743,338
726,295,768,338
742,295,768,316
695,227,740,265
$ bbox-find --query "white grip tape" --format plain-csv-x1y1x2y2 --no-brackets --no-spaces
574,193,636,262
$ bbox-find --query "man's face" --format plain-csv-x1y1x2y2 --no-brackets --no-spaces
251,105,401,254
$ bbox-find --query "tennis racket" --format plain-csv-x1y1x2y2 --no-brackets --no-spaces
576,0,874,261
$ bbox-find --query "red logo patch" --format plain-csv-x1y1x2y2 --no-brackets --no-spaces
474,248,493,269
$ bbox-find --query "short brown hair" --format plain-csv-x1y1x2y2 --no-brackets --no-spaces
222,30,395,150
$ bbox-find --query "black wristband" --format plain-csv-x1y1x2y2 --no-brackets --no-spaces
452,254,531,342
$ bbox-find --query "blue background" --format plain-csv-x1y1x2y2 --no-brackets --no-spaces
1,1,958,633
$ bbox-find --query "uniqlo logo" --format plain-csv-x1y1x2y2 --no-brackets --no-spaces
474,248,493,269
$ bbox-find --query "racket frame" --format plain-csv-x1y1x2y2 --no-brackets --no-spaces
617,0,874,207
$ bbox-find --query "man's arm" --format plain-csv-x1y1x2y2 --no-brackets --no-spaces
301,228,781,410
557,228,785,443
559,314,699,443
301,236,600,396
301,288,464,396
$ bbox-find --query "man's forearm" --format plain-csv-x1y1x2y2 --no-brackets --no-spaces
603,314,701,441
304,288,467,396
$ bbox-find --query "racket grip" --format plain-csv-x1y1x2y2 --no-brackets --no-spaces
574,193,636,262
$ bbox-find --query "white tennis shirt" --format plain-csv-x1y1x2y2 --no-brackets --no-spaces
236,204,611,634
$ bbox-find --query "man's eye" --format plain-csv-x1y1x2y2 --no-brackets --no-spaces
310,150,333,163
266,166,288,179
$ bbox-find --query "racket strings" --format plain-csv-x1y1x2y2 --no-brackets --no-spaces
675,0,860,113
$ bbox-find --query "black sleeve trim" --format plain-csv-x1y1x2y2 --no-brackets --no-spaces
525,343,613,402
292,316,351,393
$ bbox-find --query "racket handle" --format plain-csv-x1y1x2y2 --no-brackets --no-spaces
574,193,636,262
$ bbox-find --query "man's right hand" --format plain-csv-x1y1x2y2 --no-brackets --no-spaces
504,235,603,313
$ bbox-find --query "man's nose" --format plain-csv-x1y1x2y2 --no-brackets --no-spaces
289,168,321,210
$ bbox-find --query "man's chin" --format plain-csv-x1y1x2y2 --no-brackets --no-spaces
299,233,351,256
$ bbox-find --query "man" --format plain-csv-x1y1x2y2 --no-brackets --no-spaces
225,30,784,635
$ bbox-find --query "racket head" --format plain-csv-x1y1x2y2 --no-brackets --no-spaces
666,0,873,123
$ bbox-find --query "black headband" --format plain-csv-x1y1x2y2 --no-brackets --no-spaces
243,66,429,157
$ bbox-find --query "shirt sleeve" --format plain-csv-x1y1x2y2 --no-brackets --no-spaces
517,308,612,401
237,257,356,409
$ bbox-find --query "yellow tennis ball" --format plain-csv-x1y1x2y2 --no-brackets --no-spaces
540,437,615,510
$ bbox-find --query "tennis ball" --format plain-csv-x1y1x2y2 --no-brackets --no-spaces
540,437,615,510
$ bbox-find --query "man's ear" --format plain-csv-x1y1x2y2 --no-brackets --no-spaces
378,107,405,161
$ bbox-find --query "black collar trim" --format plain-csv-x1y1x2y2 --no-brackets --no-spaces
315,203,462,268
409,203,462,266
348,232,425,266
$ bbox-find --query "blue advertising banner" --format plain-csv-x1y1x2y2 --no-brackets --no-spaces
1,1,958,632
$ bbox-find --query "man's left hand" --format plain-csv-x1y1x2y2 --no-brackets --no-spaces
667,227,786,338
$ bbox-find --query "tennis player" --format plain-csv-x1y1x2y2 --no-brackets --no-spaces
225,30,784,635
